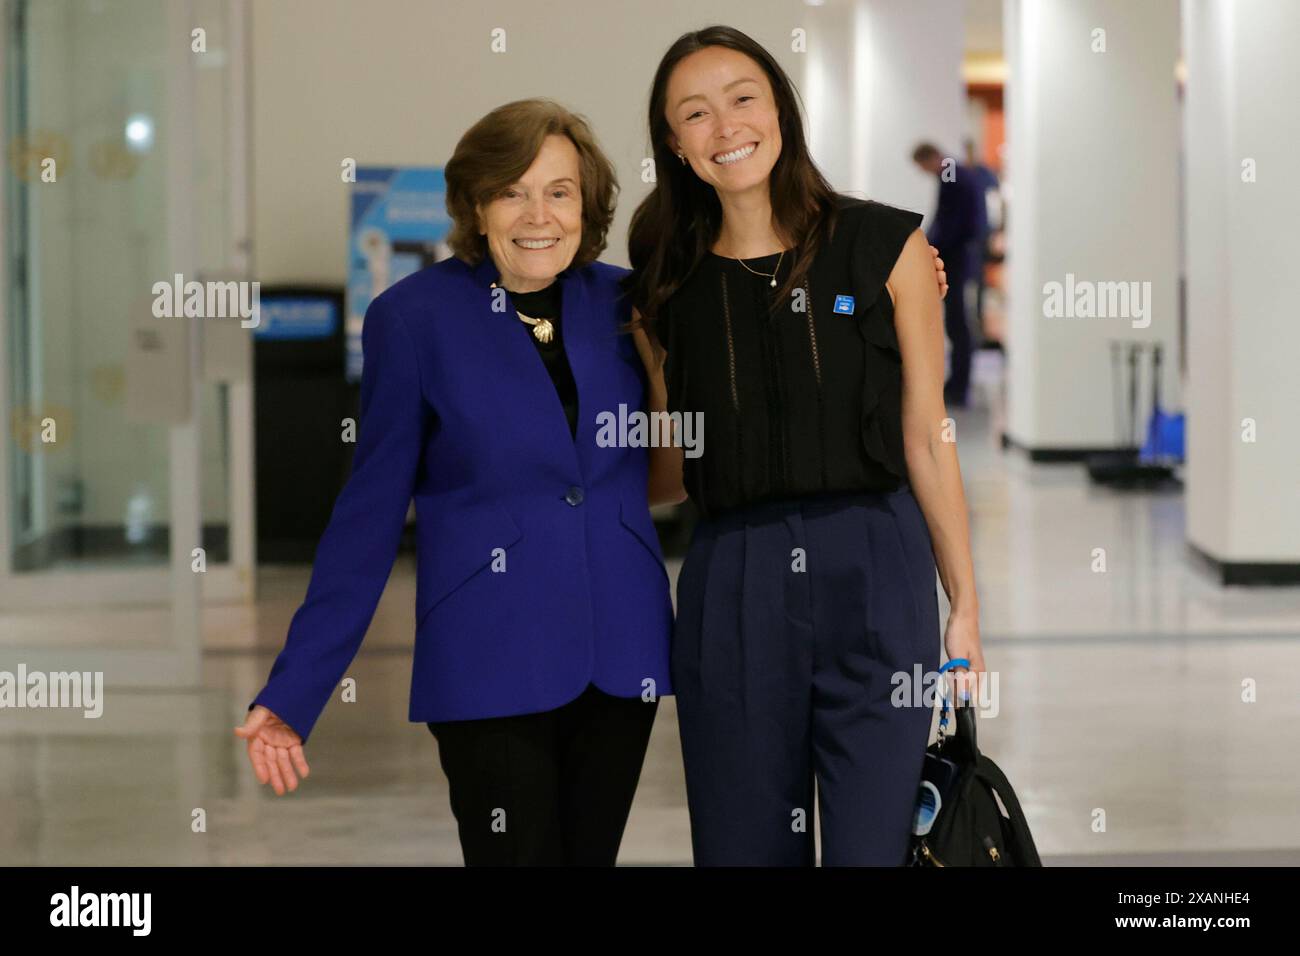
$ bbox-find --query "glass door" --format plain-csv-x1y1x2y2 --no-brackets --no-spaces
0,0,251,680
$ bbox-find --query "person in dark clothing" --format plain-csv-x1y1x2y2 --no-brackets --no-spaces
912,142,987,406
962,139,1000,344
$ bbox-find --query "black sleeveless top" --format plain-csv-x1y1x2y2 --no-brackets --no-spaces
658,195,923,520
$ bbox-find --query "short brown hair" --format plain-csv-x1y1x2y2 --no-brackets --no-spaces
444,99,618,267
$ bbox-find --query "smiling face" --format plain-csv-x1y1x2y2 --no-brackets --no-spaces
477,133,583,292
664,45,782,199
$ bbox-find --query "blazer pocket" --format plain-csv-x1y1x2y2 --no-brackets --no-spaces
619,496,669,583
416,502,523,628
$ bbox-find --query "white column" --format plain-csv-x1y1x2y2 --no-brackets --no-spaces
167,0,202,681
1183,0,1300,571
1003,0,1181,450
803,0,857,192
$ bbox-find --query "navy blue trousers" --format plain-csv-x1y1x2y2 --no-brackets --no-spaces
672,487,941,866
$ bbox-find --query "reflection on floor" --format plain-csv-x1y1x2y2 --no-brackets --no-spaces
2,371,1298,865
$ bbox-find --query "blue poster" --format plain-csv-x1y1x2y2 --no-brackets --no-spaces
347,166,452,381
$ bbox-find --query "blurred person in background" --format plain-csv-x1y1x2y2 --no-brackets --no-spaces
962,138,1000,346
912,141,987,407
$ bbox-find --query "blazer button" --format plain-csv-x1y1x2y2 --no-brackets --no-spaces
564,485,584,506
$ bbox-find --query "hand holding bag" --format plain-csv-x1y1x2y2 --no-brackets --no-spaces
910,659,1043,866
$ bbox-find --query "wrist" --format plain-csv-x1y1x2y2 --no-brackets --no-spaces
948,602,979,622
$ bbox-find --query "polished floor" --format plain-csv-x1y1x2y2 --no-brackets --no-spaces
2,352,1298,865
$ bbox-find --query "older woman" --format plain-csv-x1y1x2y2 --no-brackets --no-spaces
237,100,679,866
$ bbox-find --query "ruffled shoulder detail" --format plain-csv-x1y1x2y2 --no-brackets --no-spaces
844,197,925,320
837,197,923,482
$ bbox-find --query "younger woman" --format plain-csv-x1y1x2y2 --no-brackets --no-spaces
627,26,987,866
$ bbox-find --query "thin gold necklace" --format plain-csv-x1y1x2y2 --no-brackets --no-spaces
727,249,785,287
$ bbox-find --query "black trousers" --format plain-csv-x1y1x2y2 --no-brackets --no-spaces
426,682,659,866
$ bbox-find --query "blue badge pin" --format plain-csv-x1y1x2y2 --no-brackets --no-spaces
833,294,855,315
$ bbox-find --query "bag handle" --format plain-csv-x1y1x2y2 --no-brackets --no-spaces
936,658,978,750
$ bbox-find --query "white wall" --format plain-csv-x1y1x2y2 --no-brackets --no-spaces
1003,0,1181,449
1181,0,1233,559
250,0,970,282
251,0,811,282
803,0,858,193
1183,0,1300,562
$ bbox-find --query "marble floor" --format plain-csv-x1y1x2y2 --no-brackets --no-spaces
2,354,1298,865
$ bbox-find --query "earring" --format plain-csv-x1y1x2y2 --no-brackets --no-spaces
678,153,685,165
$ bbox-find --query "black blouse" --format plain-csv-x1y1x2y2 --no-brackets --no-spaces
659,195,924,520
507,280,579,440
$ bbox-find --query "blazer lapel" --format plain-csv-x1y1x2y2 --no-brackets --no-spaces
469,256,593,475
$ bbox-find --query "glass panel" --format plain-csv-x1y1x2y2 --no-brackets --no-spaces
194,0,234,564
3,0,235,573
6,0,172,571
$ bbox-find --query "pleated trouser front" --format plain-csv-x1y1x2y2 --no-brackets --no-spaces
672,487,941,866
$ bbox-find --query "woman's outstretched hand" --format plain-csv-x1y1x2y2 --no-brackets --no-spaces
235,705,310,795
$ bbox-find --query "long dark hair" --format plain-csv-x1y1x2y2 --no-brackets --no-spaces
625,25,839,335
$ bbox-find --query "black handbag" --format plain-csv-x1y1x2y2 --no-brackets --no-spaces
909,685,1042,867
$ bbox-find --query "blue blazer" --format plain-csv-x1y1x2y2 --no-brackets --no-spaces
250,254,674,743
